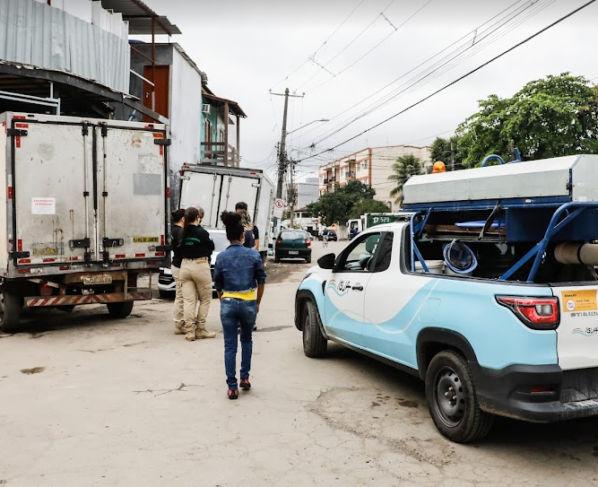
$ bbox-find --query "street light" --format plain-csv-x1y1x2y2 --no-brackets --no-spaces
287,119,329,135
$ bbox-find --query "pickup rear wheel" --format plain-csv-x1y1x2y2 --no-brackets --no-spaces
425,350,494,443
107,301,134,319
1,290,21,333
302,300,327,358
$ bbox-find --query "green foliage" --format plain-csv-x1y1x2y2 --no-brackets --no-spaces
349,198,390,219
430,136,466,170
387,154,423,205
306,180,382,226
457,73,598,167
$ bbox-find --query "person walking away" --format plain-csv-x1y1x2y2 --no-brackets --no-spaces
214,211,266,399
235,202,259,252
179,207,216,342
171,209,186,335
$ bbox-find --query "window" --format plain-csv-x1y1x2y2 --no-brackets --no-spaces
372,232,393,273
336,233,381,272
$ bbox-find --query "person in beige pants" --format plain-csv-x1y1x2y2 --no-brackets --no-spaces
170,209,186,335
179,207,216,341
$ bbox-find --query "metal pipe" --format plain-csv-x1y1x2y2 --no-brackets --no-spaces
555,242,598,266
481,154,505,167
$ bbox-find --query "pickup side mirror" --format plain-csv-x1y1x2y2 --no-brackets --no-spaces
317,253,336,270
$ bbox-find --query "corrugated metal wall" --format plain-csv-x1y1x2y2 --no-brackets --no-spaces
0,0,130,93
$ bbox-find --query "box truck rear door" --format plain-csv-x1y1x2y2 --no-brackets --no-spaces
12,120,93,266
96,125,167,262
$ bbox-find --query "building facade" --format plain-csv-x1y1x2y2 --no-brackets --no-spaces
285,177,319,209
318,145,432,211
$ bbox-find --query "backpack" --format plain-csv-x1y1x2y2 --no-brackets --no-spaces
243,229,255,249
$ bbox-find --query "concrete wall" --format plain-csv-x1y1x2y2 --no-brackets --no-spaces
128,43,202,207
371,146,431,211
296,178,319,208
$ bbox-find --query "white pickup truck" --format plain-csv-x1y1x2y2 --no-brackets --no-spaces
296,155,598,443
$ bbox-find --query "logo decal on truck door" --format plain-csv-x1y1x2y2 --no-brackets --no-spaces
562,290,597,313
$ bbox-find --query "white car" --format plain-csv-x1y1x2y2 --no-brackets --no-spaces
158,229,229,298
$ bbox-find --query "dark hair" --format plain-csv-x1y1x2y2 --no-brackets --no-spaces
183,207,200,236
235,201,248,211
171,208,185,223
221,211,244,241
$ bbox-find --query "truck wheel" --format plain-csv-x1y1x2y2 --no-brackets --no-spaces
107,301,134,319
302,300,327,358
425,350,494,443
1,290,21,333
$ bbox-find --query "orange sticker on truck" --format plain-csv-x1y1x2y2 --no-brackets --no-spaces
562,290,597,313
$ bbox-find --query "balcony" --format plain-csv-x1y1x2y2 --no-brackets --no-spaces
201,142,240,167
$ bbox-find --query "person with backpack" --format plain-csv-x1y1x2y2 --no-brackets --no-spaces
235,202,259,251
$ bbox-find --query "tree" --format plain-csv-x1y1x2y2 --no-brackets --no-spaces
349,198,390,219
306,180,384,226
388,154,423,205
457,73,598,167
430,136,465,170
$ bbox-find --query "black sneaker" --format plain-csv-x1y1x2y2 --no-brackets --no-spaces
240,379,251,391
228,389,239,400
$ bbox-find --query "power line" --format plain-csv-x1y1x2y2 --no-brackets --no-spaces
296,0,532,142
308,0,548,146
306,0,436,94
296,0,597,166
269,0,367,90
296,0,398,91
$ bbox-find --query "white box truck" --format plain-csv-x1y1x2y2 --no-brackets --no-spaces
178,164,274,258
0,112,170,332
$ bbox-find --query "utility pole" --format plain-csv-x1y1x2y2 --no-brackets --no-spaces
450,139,455,172
270,88,304,199
277,88,290,200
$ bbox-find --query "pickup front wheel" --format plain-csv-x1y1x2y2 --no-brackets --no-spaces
425,350,494,443
302,300,327,358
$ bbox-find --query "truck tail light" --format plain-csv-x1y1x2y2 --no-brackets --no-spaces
496,296,560,330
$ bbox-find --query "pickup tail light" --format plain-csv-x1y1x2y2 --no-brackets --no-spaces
496,296,560,330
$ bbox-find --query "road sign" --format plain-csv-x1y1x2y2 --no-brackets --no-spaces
273,198,286,218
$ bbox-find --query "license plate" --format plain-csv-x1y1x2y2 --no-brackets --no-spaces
289,251,299,255
82,274,113,285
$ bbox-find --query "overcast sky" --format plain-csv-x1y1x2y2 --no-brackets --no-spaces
142,0,597,180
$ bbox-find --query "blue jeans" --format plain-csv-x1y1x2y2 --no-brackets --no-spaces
220,298,257,390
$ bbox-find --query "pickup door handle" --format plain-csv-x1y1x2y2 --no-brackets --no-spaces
351,285,364,291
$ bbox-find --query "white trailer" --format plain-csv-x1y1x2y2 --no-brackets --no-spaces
0,112,170,332
179,165,274,258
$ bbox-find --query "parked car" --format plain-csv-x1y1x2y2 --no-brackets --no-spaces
158,229,228,298
275,230,312,263
321,229,338,241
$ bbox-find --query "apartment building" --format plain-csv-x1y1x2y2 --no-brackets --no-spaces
318,145,432,211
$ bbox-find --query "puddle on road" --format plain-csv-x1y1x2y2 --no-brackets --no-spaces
20,367,45,375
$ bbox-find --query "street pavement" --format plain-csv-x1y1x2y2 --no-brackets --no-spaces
1,240,598,486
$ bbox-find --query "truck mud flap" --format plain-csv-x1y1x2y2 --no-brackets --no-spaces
25,290,152,307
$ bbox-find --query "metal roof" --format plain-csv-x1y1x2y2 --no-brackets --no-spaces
100,0,182,36
203,92,247,118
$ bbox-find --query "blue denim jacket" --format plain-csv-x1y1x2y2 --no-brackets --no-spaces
214,243,266,293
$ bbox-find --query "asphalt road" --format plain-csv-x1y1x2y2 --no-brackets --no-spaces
1,240,598,486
